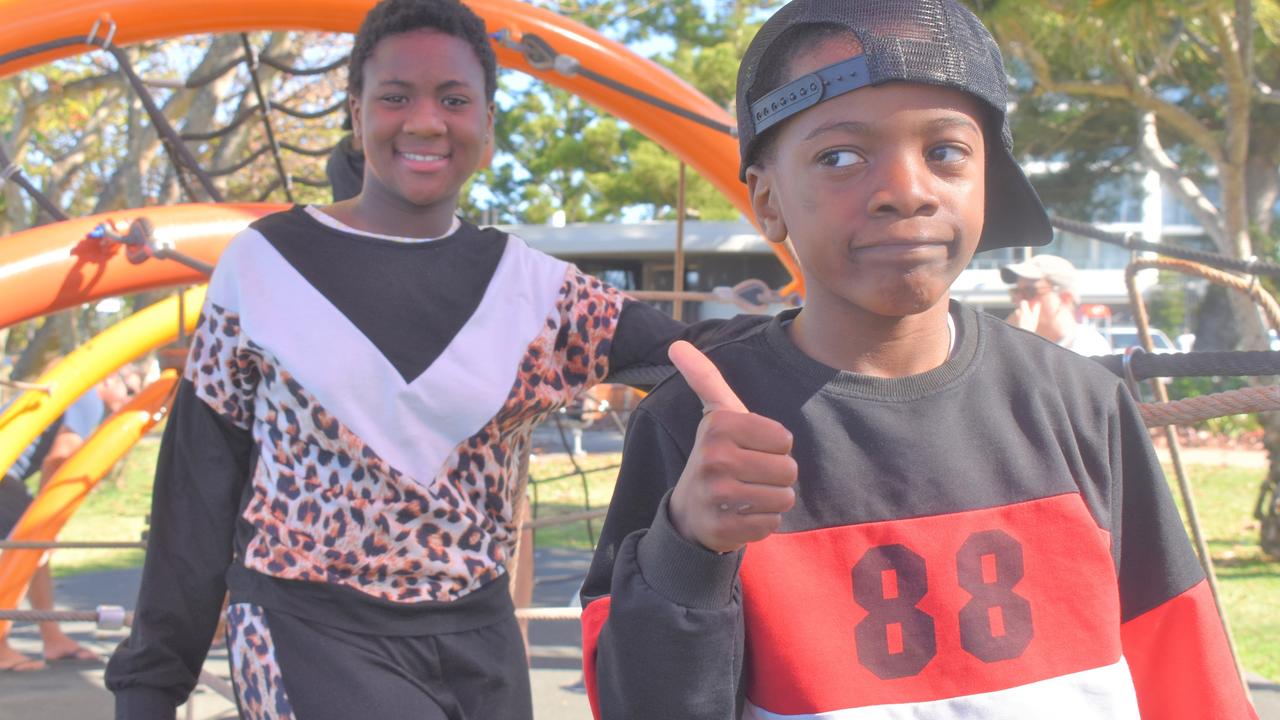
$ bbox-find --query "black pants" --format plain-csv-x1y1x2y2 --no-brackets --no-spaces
225,603,533,720
0,474,33,538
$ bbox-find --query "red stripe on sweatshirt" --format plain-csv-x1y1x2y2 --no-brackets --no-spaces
581,595,612,720
1121,579,1258,720
739,493,1120,714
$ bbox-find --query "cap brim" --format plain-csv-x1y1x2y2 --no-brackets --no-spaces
999,263,1041,284
978,146,1053,252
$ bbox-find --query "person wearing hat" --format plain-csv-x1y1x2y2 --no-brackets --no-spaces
578,1,1254,718
1002,254,1112,355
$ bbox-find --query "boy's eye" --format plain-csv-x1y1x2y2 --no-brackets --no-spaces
381,94,408,104
817,149,864,168
927,144,968,163
442,96,470,108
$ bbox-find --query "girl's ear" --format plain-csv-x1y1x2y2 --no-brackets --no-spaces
746,165,788,244
481,102,497,169
349,94,363,140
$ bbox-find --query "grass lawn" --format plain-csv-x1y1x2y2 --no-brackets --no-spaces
526,451,622,550
38,435,158,577
35,434,1279,680
1163,461,1280,681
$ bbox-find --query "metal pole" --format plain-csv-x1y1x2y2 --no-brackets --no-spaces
674,162,687,321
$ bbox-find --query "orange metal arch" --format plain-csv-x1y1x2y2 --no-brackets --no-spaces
0,372,178,628
0,204,278,329
0,0,803,295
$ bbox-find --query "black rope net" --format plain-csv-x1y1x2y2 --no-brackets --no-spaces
0,28,352,226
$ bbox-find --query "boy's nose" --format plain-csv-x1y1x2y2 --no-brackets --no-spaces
866,153,939,219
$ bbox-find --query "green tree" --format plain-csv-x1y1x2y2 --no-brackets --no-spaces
471,0,775,224
979,0,1280,496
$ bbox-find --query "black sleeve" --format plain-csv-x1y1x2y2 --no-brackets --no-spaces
104,379,254,719
605,300,733,388
1110,384,1257,717
1111,383,1205,620
581,406,746,719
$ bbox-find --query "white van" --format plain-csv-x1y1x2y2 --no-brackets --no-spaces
1106,326,1178,354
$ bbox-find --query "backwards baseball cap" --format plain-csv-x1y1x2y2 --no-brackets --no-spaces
735,0,1053,251
1000,254,1078,298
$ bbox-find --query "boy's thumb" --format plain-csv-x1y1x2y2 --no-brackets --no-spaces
668,341,748,415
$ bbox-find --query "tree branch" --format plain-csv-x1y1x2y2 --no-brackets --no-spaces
1008,33,1225,165
1236,0,1254,86
1150,20,1185,77
1136,110,1225,250
1207,6,1251,167
1105,37,1226,166
1183,26,1222,65
23,73,120,114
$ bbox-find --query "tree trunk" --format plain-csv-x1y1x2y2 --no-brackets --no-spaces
11,312,72,380
1246,107,1279,240
1246,104,1280,551
1191,285,1239,352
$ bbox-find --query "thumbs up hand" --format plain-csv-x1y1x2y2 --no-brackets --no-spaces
666,341,798,554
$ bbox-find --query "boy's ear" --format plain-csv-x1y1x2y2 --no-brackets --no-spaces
745,165,788,244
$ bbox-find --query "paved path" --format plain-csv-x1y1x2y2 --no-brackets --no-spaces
1155,444,1269,469
0,548,595,720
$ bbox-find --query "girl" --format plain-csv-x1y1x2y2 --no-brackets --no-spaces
106,1,707,717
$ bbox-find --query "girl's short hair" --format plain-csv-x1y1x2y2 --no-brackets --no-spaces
348,0,498,102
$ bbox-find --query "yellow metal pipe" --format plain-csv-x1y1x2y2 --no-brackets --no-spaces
0,371,177,627
0,286,204,476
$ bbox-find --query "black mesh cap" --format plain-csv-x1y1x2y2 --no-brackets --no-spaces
736,0,1052,250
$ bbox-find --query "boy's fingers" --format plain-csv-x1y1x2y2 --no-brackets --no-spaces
731,482,795,515
709,413,793,455
733,450,798,487
716,512,784,546
669,341,747,414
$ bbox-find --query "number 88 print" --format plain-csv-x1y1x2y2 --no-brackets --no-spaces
852,529,1033,679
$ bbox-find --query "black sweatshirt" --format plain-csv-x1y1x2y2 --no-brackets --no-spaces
581,303,1255,720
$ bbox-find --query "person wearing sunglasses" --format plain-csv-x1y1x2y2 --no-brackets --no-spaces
1001,254,1112,356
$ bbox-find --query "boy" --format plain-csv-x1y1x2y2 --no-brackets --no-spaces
105,1,717,718
580,1,1256,718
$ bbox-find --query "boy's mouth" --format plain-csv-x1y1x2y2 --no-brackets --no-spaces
852,236,950,252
